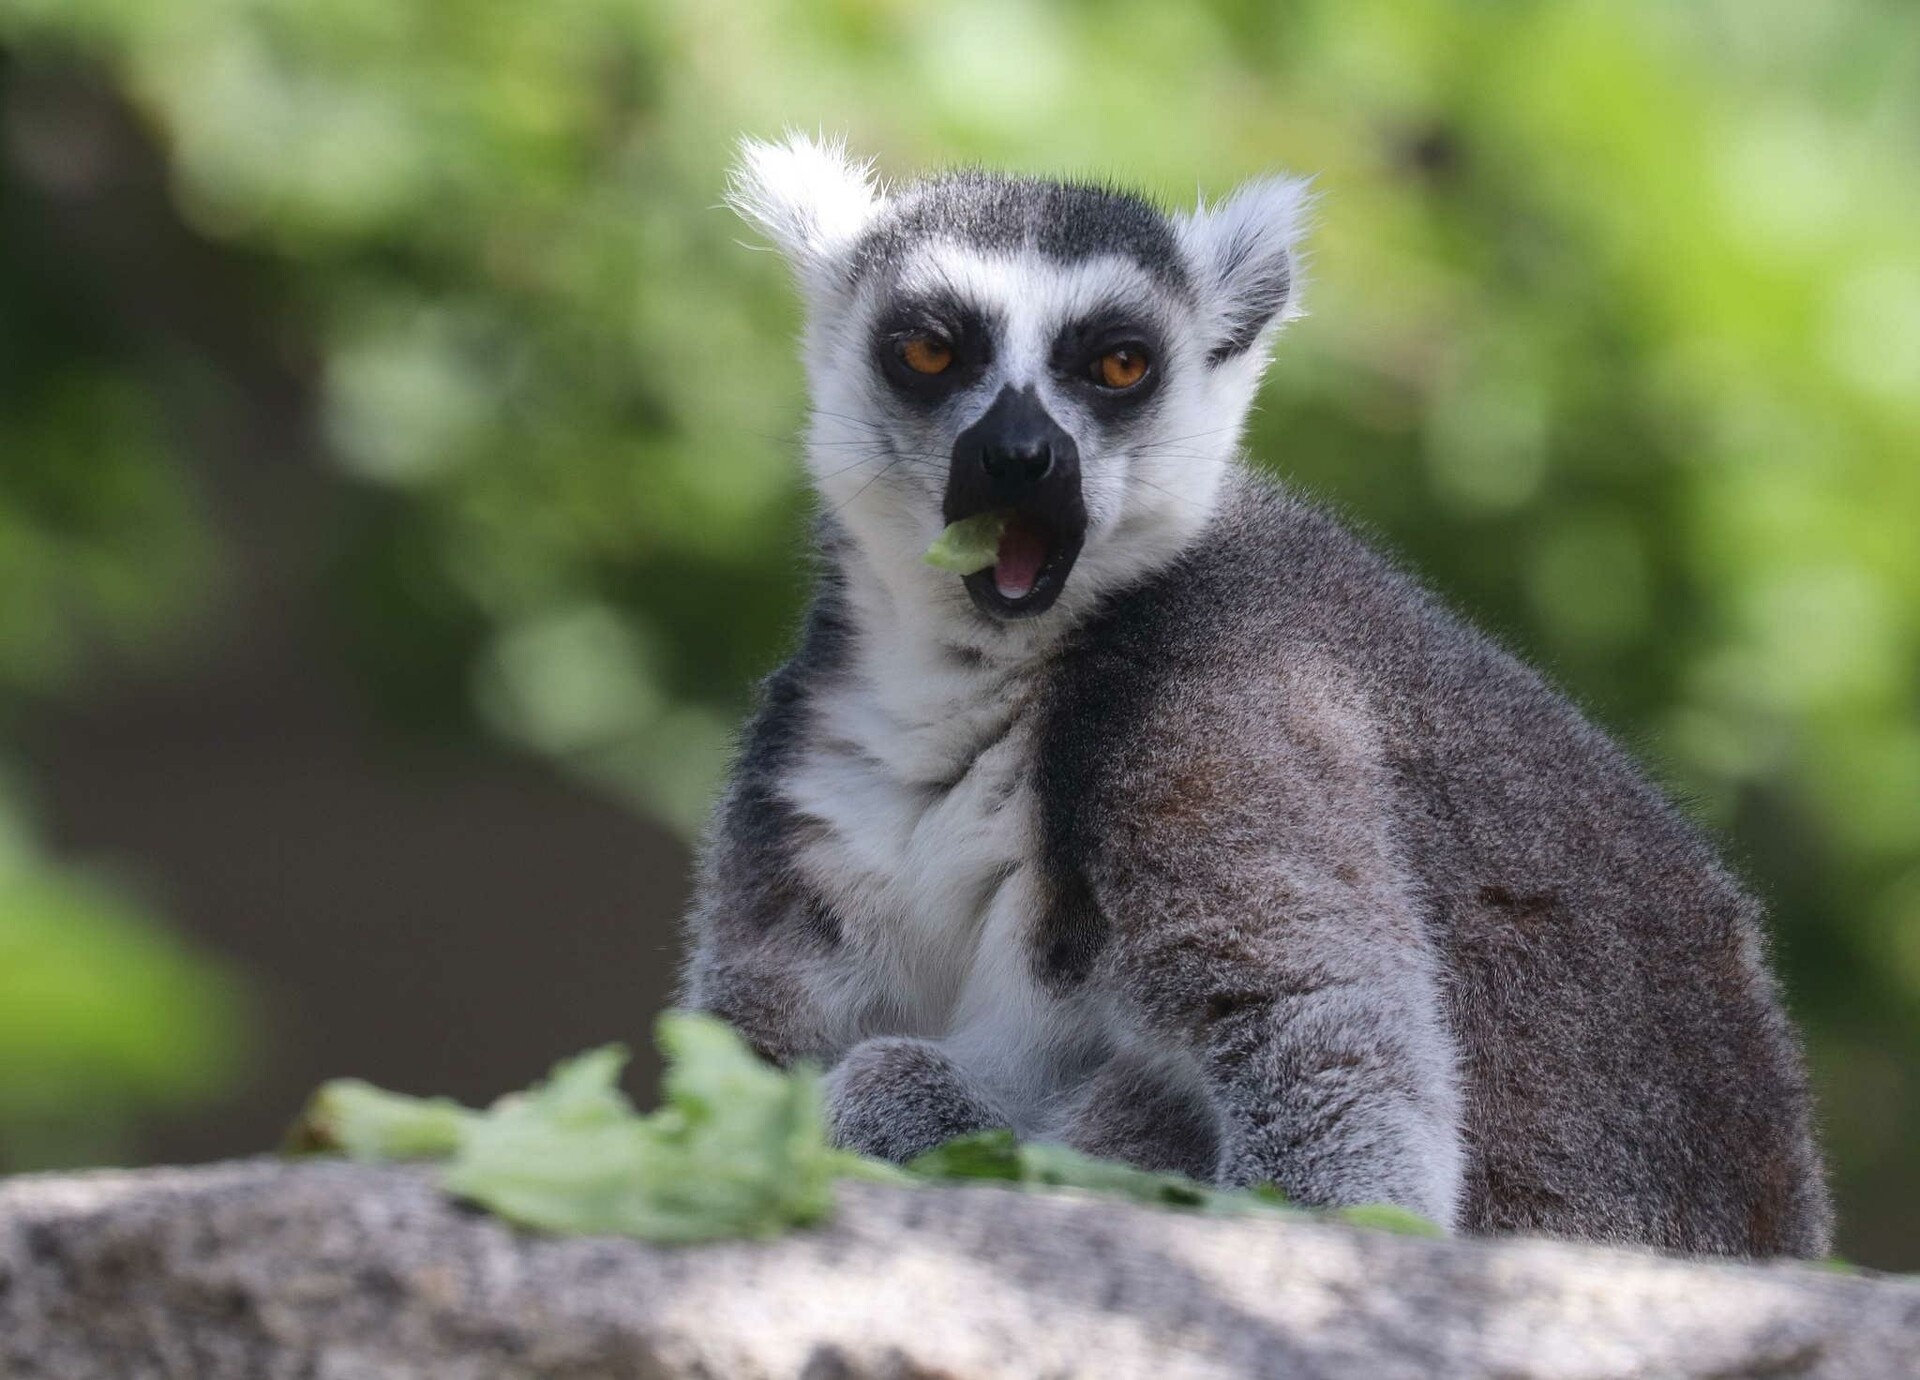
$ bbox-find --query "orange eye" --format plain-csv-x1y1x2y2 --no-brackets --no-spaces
1095,347,1149,389
900,335,954,375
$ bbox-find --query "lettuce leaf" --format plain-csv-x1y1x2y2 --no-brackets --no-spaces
908,1129,1292,1217
289,1015,1440,1243
285,1079,475,1160
923,512,1006,574
290,1013,845,1241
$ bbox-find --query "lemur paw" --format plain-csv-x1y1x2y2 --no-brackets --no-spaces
824,1036,1008,1163
1215,1123,1463,1231
1053,1047,1223,1182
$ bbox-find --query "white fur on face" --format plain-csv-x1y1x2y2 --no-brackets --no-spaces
803,241,1267,644
727,132,1309,650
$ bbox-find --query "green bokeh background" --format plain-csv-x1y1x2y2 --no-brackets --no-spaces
1,0,1915,1265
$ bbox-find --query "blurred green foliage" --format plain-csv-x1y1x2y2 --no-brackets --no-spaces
0,9,237,1167
0,0,1915,1260
0,856,245,1168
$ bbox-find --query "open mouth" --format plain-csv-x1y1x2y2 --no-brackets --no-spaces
962,512,1084,620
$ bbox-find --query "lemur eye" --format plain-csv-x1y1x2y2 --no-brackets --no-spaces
1094,347,1150,390
900,334,954,375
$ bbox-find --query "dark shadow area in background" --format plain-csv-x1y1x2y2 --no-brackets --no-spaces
30,685,686,1165
33,687,687,1159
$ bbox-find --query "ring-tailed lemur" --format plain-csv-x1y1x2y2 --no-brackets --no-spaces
680,133,1831,1255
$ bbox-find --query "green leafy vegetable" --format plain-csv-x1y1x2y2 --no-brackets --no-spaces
290,1013,848,1241
904,1125,1024,1180
291,1019,1451,1245
451,1018,842,1240
286,1079,475,1160
907,1129,1292,1218
923,513,1007,574
1334,1203,1446,1237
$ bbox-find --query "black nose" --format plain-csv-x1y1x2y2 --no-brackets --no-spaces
982,434,1053,484
950,385,1079,510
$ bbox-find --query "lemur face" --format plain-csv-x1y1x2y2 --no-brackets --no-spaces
731,136,1308,626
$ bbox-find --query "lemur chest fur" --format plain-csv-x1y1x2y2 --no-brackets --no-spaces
779,630,1075,1101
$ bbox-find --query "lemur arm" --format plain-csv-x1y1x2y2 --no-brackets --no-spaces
677,609,856,1069
1081,692,1465,1226
677,802,843,1068
679,918,835,1069
681,819,1013,1159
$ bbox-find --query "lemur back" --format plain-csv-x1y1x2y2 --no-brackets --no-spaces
1037,476,1826,1247
681,135,1830,1255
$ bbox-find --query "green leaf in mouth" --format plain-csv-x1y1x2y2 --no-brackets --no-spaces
923,512,1008,574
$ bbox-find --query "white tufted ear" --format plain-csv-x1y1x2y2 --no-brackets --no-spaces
1174,173,1314,364
727,132,884,291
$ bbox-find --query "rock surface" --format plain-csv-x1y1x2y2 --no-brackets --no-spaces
1,1159,1915,1379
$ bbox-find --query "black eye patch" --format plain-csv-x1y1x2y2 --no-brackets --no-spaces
1050,307,1167,414
870,293,996,405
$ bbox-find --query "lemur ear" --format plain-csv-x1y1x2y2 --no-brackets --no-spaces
1174,174,1313,364
727,132,884,291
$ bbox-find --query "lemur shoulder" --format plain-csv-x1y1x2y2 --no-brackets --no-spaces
680,134,1831,1256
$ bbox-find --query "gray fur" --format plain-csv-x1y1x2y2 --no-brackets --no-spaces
1051,1042,1224,1181
850,171,1193,292
824,1037,1008,1163
684,139,1831,1257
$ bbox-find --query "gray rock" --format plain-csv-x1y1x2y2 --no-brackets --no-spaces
0,1159,1914,1378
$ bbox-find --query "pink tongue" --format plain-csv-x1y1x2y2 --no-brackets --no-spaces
994,520,1049,600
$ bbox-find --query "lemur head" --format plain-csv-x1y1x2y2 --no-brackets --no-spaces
730,134,1309,628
